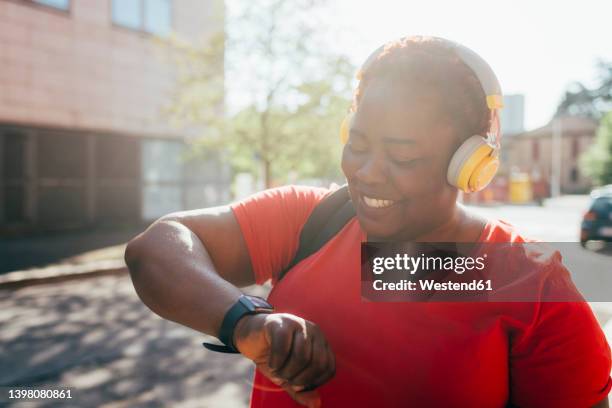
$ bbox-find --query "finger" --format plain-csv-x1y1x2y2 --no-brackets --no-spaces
267,322,294,373
276,327,313,382
289,333,328,387
301,341,336,390
282,383,321,408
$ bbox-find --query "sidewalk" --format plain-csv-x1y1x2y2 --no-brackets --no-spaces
0,227,140,289
0,273,255,408
1,227,141,273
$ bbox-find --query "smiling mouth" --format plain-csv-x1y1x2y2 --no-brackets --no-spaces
361,195,395,209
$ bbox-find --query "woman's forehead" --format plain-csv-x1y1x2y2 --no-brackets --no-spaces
354,79,444,138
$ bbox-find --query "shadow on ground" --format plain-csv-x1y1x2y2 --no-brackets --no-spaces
0,275,268,407
0,227,144,274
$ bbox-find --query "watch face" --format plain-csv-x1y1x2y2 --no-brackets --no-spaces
245,295,273,310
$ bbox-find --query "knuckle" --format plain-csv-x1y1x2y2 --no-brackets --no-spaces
313,356,327,372
292,352,307,367
329,364,337,377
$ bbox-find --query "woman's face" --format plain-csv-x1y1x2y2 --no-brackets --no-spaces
341,78,462,240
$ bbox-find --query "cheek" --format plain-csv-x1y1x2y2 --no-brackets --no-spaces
390,159,450,196
341,146,361,179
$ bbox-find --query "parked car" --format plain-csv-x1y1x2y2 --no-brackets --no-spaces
580,185,612,247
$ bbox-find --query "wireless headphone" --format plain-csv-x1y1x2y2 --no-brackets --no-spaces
340,36,504,193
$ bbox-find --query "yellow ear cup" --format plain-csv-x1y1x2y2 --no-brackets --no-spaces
468,156,499,191
339,113,352,145
447,135,499,193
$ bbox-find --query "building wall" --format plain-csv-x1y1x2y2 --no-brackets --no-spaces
0,0,229,234
0,0,222,137
500,94,525,135
501,118,597,194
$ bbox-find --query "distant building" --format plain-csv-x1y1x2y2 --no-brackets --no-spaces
500,94,525,136
0,0,229,235
500,116,598,194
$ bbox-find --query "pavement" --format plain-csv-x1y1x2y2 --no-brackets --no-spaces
0,224,270,407
0,274,269,408
0,226,142,274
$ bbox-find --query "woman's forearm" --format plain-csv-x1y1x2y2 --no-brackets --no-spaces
124,218,243,337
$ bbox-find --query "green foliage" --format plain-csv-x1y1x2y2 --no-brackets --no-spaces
556,60,612,120
580,111,612,186
162,0,355,188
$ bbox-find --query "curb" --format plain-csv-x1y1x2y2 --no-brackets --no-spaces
0,260,128,290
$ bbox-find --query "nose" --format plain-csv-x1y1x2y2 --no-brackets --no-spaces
355,152,387,186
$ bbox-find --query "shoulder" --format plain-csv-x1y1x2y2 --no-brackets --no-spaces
477,217,536,243
233,184,332,205
475,218,583,301
230,184,333,219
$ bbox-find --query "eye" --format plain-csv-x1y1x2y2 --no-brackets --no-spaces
391,158,421,168
347,139,369,153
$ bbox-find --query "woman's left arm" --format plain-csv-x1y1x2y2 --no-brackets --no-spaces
509,299,611,407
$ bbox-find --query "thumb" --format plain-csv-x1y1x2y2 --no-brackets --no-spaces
281,384,321,408
257,365,321,408
234,316,270,363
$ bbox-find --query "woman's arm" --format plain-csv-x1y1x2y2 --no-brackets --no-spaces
124,206,251,336
124,205,335,407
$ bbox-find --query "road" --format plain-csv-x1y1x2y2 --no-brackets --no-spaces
1,195,610,407
467,195,592,242
467,196,612,342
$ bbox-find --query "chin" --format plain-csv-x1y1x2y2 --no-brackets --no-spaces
356,215,402,241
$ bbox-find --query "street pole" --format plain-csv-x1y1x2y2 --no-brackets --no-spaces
551,118,562,197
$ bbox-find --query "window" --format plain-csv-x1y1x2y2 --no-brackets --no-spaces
591,197,612,214
111,0,172,36
572,137,580,159
570,167,579,183
531,139,539,160
141,140,184,220
23,0,70,11
2,131,26,223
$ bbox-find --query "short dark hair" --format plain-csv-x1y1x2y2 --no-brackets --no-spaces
352,36,491,139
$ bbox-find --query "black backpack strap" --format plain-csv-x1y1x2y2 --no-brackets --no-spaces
278,184,355,281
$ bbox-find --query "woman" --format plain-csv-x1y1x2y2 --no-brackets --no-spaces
125,36,611,407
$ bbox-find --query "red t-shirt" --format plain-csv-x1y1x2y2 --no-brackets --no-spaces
231,185,612,407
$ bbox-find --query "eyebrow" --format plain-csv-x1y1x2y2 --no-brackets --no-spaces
351,128,417,145
382,136,416,145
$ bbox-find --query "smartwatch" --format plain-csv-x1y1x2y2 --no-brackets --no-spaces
202,294,274,354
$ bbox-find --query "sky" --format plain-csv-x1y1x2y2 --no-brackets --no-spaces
322,0,612,130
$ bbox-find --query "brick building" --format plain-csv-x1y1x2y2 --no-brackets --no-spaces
500,115,598,195
0,0,229,235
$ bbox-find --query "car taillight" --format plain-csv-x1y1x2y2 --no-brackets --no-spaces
583,211,598,221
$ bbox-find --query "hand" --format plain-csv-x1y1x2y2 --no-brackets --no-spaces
233,313,336,408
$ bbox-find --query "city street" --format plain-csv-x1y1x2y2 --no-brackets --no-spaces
1,196,611,407
1,0,611,406
467,195,592,242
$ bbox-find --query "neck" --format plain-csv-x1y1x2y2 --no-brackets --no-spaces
414,205,464,242
368,203,484,243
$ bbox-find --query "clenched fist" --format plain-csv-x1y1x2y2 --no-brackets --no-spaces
233,313,336,408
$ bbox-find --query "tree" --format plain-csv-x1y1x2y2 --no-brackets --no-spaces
556,60,612,120
580,111,612,186
164,0,355,188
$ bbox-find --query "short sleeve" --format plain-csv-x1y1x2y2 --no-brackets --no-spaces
510,297,612,407
230,185,330,285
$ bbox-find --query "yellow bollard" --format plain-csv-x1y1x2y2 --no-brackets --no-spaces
509,173,533,204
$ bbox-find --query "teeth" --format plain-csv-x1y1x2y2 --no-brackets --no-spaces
363,195,395,208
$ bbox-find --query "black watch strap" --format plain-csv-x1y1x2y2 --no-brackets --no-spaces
202,295,273,354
